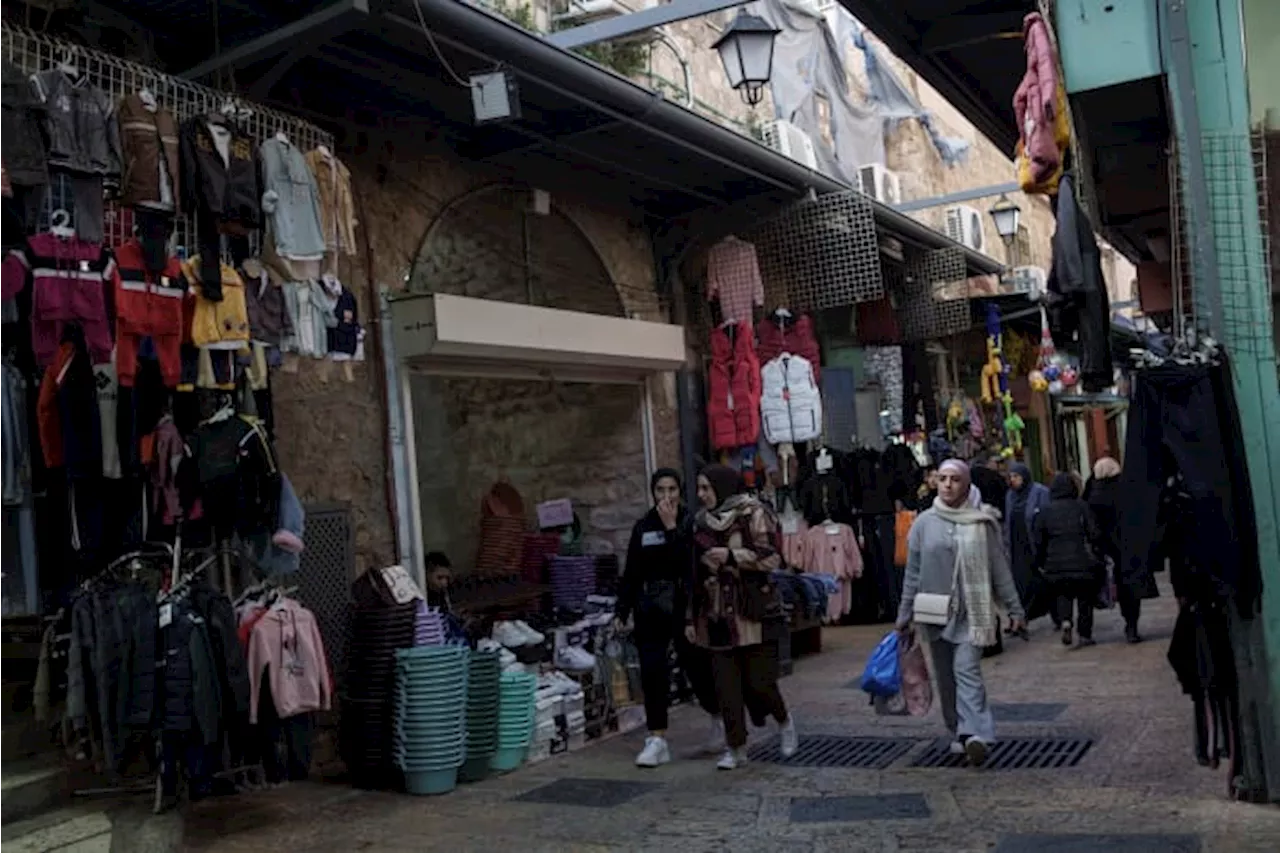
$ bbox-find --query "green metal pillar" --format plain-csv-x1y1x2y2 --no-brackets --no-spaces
1161,0,1280,800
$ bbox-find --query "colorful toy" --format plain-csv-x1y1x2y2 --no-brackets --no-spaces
984,304,1024,454
1028,369,1049,393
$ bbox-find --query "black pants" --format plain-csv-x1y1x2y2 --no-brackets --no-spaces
255,668,314,782
1117,584,1142,632
1053,580,1095,639
711,641,788,749
635,611,717,732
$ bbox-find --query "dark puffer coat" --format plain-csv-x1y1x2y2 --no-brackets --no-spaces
1031,473,1102,584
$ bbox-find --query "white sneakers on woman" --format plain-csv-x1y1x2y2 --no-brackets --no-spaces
779,715,799,758
635,736,671,768
717,747,749,770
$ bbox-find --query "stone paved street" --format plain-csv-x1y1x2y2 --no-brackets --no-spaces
182,583,1280,852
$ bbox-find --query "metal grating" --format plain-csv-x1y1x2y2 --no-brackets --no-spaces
994,834,1201,853
514,778,660,808
789,794,931,823
892,248,972,341
1,22,333,253
912,247,967,290
746,192,883,312
749,735,917,769
295,505,355,695
911,737,1093,770
991,703,1068,723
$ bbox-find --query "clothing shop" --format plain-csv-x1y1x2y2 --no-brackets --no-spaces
2,27,343,807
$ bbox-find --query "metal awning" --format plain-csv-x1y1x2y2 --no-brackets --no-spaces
84,0,1002,274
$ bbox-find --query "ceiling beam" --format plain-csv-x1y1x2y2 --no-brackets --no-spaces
918,9,1027,54
181,0,370,80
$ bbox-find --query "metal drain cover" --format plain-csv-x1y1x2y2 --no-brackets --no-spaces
790,793,931,823
750,735,917,769
994,834,1201,853
514,778,660,808
991,703,1068,722
911,737,1093,770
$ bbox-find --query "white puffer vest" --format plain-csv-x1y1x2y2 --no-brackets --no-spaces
760,353,823,444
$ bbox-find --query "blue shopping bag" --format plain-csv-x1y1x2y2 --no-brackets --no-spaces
860,631,902,697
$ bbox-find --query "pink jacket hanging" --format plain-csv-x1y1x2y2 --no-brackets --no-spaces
1013,12,1061,185
800,522,863,579
707,322,761,450
247,598,333,723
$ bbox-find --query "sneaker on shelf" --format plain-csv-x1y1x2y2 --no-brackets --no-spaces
556,645,596,673
497,647,518,668
704,715,726,755
634,736,671,768
513,620,545,645
492,621,529,648
779,714,799,758
716,747,748,771
476,638,503,654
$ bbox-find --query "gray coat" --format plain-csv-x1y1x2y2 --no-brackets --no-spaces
897,507,1025,644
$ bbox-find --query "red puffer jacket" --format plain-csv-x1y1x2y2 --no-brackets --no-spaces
707,322,761,450
756,312,821,383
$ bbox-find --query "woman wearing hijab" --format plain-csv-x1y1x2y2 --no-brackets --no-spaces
897,459,1025,765
688,465,797,770
1086,457,1144,642
1032,473,1104,648
620,468,722,768
1003,461,1053,626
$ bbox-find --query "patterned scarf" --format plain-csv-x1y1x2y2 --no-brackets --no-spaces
930,496,1002,647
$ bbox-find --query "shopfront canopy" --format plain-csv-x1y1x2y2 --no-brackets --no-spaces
88,0,1000,275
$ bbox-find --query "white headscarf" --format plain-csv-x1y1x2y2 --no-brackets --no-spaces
967,484,983,508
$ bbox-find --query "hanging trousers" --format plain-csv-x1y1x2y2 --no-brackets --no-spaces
711,641,788,749
634,610,718,732
1052,580,1096,639
254,667,314,782
925,630,996,744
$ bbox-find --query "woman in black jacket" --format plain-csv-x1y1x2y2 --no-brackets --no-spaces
1032,473,1103,648
618,468,720,768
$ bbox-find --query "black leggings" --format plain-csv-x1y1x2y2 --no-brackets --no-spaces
635,613,718,732
1053,580,1095,639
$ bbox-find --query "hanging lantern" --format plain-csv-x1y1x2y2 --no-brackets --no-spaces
712,12,781,107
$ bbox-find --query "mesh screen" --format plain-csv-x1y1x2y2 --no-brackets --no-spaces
295,506,355,694
894,248,972,341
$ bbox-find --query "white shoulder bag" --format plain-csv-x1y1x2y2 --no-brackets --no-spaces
913,554,960,626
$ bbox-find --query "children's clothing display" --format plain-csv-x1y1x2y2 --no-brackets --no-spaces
798,522,862,621
706,322,761,450
305,147,357,257
760,353,823,444
705,235,764,324
259,137,326,265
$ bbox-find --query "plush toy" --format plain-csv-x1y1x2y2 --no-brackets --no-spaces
1002,391,1025,452
1029,369,1049,393
980,337,1003,405
1061,366,1079,388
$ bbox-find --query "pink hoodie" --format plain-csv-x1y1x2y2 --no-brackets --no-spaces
247,598,333,723
1013,12,1061,184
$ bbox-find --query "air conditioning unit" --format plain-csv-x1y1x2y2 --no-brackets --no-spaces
762,120,819,170
945,204,986,252
857,163,902,205
1009,265,1048,299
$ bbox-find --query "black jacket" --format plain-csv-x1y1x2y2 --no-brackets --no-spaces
179,116,261,230
1048,172,1114,392
619,506,692,625
1032,474,1102,584
1085,475,1122,563
2,62,48,187
972,466,1009,512
157,597,223,744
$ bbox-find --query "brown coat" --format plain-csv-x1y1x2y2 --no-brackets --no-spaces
305,148,357,255
117,94,180,210
690,497,781,650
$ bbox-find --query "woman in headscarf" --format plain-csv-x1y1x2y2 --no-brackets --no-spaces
1086,457,1142,642
1003,461,1052,626
688,465,796,770
1032,473,1104,648
897,459,1025,765
620,468,721,768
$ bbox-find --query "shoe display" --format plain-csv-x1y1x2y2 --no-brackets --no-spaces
965,737,989,767
635,736,671,768
704,715,726,755
779,715,799,758
492,621,531,648
556,644,596,673
716,747,748,770
513,620,545,645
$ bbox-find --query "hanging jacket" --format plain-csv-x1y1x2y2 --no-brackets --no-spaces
756,312,821,383
706,322,761,450
156,598,222,742
328,284,359,355
305,148,358,255
1048,173,1114,391
2,62,48,187
760,353,823,444
116,94,180,210
1012,13,1061,187
246,598,333,722
9,233,115,366
188,581,251,717
242,267,293,348
114,239,184,385
150,416,184,525
181,256,251,349
31,69,121,179
179,116,261,232
260,137,326,262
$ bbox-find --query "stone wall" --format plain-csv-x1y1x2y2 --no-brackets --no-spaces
269,126,676,576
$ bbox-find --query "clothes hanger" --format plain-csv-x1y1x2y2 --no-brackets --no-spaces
317,144,333,159
275,130,290,145
138,88,157,111
57,47,79,80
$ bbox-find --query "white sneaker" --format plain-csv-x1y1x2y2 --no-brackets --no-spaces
513,620,545,644
704,715,726,755
948,739,966,756
635,736,671,768
716,747,748,770
779,715,799,758
556,645,596,673
492,621,529,648
497,648,518,669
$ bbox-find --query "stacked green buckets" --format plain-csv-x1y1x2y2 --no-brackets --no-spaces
393,646,469,795
458,649,501,782
491,671,537,772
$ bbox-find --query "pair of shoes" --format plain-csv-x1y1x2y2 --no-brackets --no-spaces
1061,623,1074,646
1075,637,1097,648
948,735,969,756
964,737,989,767
717,747,749,770
492,620,544,648
779,715,799,758
704,715,726,755
1125,626,1143,644
537,671,579,695
635,735,671,768
556,644,596,672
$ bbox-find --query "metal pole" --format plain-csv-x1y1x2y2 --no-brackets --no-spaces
545,0,751,50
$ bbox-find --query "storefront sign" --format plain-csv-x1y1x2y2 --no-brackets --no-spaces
537,498,575,529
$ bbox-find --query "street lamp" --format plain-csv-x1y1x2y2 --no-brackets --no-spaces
988,194,1023,266
712,12,781,107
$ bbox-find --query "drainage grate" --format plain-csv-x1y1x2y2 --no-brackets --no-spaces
750,735,917,769
790,794,931,823
912,737,1093,770
994,834,1201,853
514,778,660,809
991,703,1069,723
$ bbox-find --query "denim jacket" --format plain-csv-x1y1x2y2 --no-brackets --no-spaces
260,138,325,262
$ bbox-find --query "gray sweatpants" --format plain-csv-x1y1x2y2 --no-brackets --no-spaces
925,635,996,743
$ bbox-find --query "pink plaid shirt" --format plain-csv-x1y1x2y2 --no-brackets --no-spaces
706,237,764,323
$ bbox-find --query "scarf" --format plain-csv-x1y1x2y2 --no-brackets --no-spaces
930,496,1001,647
696,494,758,533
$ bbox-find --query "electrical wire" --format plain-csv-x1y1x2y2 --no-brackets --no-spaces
411,0,477,89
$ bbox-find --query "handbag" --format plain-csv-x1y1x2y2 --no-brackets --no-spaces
913,592,952,626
